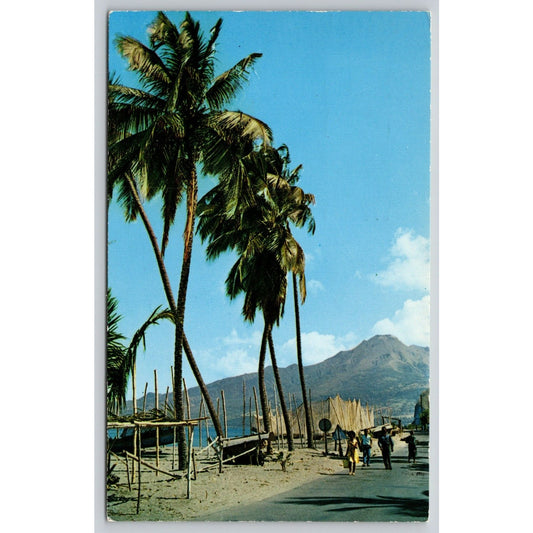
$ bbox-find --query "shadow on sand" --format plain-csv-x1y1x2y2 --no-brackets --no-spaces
278,493,429,519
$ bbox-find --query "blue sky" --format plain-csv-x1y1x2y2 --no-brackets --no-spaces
107,10,431,396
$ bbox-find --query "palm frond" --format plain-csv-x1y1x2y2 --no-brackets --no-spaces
206,53,263,109
116,37,171,88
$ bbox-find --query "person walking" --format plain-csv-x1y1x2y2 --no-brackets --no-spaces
360,428,372,467
345,430,359,475
378,426,394,469
402,430,417,464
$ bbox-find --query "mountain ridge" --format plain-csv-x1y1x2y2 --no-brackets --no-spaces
124,334,429,424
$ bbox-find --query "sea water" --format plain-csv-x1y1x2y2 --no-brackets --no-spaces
107,425,247,448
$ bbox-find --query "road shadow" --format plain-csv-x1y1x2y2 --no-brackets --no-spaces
279,493,429,519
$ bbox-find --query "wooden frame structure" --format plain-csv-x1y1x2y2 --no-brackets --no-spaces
107,418,205,512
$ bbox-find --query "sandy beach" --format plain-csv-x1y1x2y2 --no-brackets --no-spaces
107,437,409,521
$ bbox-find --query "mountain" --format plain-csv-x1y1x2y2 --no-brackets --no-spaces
124,334,429,425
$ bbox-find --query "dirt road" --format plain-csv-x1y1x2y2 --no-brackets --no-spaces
196,435,429,522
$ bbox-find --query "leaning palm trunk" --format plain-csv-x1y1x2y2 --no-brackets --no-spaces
258,324,272,446
267,330,294,451
172,166,198,469
292,272,314,448
124,175,224,451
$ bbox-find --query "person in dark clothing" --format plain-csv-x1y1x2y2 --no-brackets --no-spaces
402,431,417,464
378,426,394,469
360,428,372,467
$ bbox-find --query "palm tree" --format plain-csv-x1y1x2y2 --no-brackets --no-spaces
225,243,291,450
108,11,271,469
262,146,316,448
198,145,315,451
106,289,128,414
106,289,173,415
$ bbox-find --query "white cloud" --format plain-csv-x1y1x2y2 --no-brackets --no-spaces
374,228,430,292
281,331,358,365
371,295,430,347
222,329,262,347
217,348,258,377
307,279,324,294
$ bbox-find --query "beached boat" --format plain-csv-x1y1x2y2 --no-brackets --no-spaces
220,433,271,465
107,426,176,454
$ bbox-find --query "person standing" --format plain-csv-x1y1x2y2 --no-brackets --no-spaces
378,426,394,469
402,430,417,464
345,430,359,475
360,428,372,467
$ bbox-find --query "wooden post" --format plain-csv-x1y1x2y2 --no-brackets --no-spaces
172,427,176,470
253,387,260,433
242,381,246,436
221,389,228,438
249,396,252,435
142,382,148,413
192,449,197,481
154,369,159,474
183,378,191,419
132,426,137,482
164,386,169,417
309,389,315,448
132,364,137,416
136,425,142,514
183,378,191,468
198,398,204,449
204,403,210,459
187,425,193,499
273,387,281,450
292,393,303,449
125,453,131,491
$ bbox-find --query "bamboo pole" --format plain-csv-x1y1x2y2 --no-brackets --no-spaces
195,435,220,457
125,453,131,491
309,388,315,446
192,449,197,481
172,427,176,470
142,382,148,413
292,393,303,448
154,369,159,474
164,386,169,417
187,425,193,499
198,398,204,449
205,403,210,459
136,425,142,514
221,389,228,438
253,387,260,433
125,452,180,479
249,396,252,435
132,364,137,416
273,387,281,450
183,378,191,470
242,381,246,436
196,446,258,474
132,426,137,483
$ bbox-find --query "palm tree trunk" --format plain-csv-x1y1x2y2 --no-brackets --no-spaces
267,330,294,451
258,323,271,438
125,173,223,468
132,363,137,416
292,272,314,448
172,165,198,470
182,334,223,437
